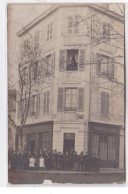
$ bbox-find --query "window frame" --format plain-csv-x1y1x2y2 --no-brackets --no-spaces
67,15,80,35
47,22,53,41
43,91,50,115
100,91,110,117
65,88,78,111
96,54,114,79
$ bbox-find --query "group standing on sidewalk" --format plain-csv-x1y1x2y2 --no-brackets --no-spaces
8,149,101,172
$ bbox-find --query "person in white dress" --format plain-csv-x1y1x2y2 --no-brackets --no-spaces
29,156,35,169
39,155,45,170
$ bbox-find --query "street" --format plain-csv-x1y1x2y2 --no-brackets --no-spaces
8,171,125,184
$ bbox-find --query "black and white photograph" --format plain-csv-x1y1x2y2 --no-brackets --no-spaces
8,3,125,184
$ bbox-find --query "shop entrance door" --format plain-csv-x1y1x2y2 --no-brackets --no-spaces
63,133,75,153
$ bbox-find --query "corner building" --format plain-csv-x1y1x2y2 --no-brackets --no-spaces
16,4,125,168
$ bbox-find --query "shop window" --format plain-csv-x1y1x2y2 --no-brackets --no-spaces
92,133,99,157
39,133,50,152
43,91,50,114
91,132,118,162
108,136,116,160
100,134,108,160
67,15,80,34
47,22,53,41
100,91,110,116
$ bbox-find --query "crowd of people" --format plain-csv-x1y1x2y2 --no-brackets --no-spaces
8,149,101,172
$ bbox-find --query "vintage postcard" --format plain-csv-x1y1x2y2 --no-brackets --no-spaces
8,3,125,184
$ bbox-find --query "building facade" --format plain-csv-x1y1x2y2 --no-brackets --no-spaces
16,4,125,168
8,89,16,151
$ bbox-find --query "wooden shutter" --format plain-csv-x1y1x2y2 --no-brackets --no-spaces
47,91,50,113
57,88,64,112
78,88,84,112
43,92,46,113
59,50,66,71
79,50,85,70
107,24,110,40
105,93,110,115
100,92,105,115
36,94,40,115
18,102,21,118
110,57,114,78
96,54,101,74
51,53,55,72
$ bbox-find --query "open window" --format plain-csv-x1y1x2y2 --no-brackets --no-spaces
67,50,78,71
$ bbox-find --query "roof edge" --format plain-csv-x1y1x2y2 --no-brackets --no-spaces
17,3,124,37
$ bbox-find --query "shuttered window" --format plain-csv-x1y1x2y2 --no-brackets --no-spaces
100,92,110,116
65,88,77,111
102,23,110,40
57,87,84,112
47,22,53,41
31,95,37,115
57,88,64,112
51,53,55,72
79,50,85,70
59,50,66,71
43,91,50,114
78,88,84,112
35,30,39,48
96,54,114,78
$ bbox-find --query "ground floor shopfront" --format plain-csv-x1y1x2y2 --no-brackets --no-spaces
16,121,124,168
16,121,53,154
88,122,122,168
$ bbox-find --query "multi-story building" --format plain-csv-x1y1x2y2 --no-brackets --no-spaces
16,4,125,168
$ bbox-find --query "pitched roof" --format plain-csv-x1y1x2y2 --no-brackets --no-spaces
17,4,124,37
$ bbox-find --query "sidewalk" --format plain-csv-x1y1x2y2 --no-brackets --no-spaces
15,168,125,174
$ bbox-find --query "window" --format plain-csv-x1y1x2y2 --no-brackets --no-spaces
30,94,40,116
38,132,50,152
91,133,118,161
92,134,99,157
100,92,110,116
102,23,110,40
59,49,84,71
65,88,77,111
22,67,28,83
31,95,37,115
32,61,38,80
43,91,50,114
35,30,40,48
67,15,80,34
67,50,78,71
57,87,84,112
97,54,114,78
47,22,53,41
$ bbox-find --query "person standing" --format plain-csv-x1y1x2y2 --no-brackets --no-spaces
39,155,45,170
29,155,35,170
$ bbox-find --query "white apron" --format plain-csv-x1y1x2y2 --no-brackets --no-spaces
39,158,45,168
29,158,35,167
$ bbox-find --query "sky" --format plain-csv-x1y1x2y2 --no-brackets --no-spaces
8,4,51,89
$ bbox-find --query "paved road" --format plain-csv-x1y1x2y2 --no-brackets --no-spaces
8,171,125,184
